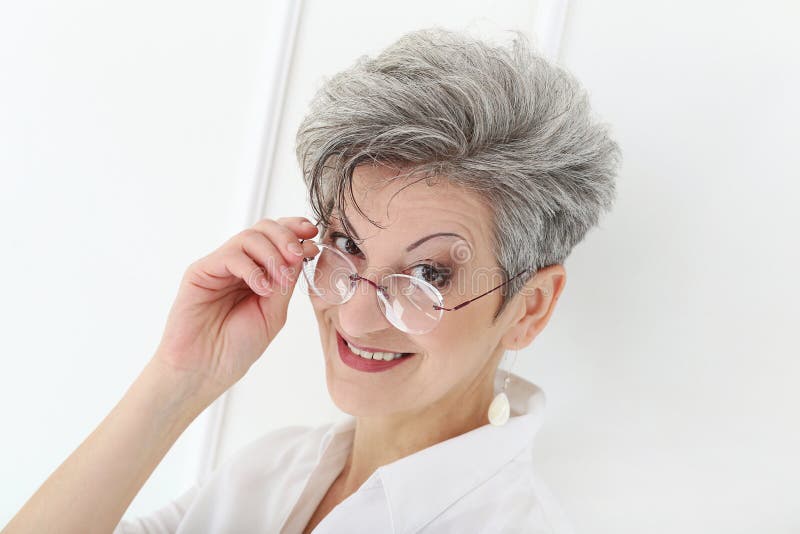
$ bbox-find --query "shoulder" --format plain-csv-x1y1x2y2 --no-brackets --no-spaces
226,423,326,461
113,422,337,533
489,451,576,533
427,450,576,534
214,421,333,480
183,422,335,525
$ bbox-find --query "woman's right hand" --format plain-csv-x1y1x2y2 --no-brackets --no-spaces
152,216,319,397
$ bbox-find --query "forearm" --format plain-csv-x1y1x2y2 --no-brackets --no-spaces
2,356,218,534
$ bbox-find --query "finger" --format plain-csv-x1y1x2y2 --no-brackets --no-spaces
221,250,275,296
277,241,319,286
275,216,320,239
240,230,294,289
275,217,317,232
251,218,316,266
300,239,320,259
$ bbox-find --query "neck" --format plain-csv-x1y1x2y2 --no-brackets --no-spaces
336,361,500,496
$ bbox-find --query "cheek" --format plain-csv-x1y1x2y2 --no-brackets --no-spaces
417,313,475,358
429,301,497,357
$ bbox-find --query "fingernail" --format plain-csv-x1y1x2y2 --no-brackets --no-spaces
287,242,303,256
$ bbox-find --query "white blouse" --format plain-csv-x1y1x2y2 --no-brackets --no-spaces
114,370,575,533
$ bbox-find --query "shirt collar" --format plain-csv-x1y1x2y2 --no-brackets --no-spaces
316,369,547,533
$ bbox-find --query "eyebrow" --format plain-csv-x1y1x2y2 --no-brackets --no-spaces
405,232,466,252
338,213,468,252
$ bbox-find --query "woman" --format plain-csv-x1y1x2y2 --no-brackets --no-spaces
3,28,620,533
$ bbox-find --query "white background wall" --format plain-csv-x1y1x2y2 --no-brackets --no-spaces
2,1,798,533
0,0,299,524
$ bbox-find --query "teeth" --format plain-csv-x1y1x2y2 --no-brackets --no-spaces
346,340,406,361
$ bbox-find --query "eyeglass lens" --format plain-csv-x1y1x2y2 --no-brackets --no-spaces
300,244,444,334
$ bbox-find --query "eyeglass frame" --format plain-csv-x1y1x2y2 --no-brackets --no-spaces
298,235,535,314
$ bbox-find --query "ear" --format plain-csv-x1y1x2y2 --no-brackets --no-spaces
500,265,567,351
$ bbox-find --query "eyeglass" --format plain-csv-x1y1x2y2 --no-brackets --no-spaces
298,235,534,335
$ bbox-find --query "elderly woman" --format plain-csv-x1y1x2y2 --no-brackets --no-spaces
4,27,620,534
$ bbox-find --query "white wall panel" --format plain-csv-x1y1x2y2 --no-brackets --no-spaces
536,1,799,532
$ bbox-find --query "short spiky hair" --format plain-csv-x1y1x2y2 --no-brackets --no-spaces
295,27,621,321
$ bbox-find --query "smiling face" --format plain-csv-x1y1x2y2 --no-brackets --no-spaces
307,163,522,420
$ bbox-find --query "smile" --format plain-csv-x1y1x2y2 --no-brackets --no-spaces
335,330,416,373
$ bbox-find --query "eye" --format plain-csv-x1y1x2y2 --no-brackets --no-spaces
408,263,452,290
329,232,363,258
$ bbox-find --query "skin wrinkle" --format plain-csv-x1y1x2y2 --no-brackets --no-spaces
325,176,482,293
306,163,565,505
322,227,464,287
336,210,468,254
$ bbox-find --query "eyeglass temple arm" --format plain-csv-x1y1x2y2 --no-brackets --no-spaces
433,267,535,312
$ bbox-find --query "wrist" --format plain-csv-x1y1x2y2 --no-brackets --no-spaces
142,356,223,424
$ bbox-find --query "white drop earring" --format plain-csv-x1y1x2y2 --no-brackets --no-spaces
488,346,518,426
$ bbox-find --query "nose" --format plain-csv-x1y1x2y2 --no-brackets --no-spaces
337,274,393,338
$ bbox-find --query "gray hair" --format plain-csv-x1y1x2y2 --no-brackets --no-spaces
294,27,622,321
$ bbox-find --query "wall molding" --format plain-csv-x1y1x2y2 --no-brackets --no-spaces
533,0,570,62
196,0,305,481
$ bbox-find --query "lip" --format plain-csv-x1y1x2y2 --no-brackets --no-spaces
336,330,416,373
336,331,407,354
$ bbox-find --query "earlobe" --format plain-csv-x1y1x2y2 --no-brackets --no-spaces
511,275,563,349
514,313,540,349
500,330,523,352
499,301,530,351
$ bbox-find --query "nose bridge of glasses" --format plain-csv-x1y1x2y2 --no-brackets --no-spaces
349,273,388,297
340,273,395,332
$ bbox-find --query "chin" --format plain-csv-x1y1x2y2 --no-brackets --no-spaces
322,368,407,416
